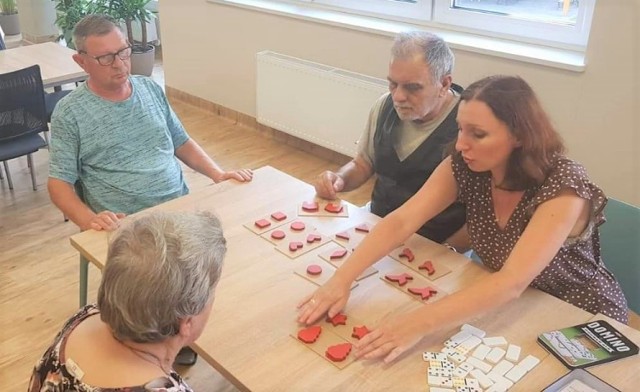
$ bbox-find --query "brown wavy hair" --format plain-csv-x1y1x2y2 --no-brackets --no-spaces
459,75,565,190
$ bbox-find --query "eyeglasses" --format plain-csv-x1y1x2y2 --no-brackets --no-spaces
79,46,133,66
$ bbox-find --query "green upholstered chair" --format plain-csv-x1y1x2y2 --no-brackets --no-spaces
600,198,640,314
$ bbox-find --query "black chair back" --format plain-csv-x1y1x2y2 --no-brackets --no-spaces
0,65,48,141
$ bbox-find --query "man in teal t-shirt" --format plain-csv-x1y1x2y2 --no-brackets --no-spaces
48,15,253,232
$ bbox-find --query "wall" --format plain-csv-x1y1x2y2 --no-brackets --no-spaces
160,0,639,205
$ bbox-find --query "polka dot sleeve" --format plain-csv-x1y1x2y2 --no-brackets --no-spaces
526,157,607,229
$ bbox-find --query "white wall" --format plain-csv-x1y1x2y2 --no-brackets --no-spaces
160,0,639,205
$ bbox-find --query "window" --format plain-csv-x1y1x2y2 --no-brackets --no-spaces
291,0,595,49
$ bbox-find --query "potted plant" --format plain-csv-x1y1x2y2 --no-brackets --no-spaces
106,0,155,76
0,0,20,35
55,0,97,49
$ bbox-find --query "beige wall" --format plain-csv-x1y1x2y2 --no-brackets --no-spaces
160,0,639,205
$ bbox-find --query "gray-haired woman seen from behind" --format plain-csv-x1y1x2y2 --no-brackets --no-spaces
29,211,226,392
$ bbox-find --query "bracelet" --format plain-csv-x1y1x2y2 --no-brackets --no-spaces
442,242,457,253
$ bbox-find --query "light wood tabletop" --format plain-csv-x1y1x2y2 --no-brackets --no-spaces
0,42,86,88
69,166,637,391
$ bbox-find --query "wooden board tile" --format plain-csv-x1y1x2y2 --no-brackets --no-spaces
389,235,452,281
290,324,356,369
297,197,349,218
318,244,378,281
293,258,358,290
331,222,375,251
243,209,295,235
380,269,447,304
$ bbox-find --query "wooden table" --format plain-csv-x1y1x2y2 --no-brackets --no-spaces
0,42,86,88
70,166,638,391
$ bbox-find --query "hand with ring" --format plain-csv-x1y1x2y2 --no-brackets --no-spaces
297,275,352,325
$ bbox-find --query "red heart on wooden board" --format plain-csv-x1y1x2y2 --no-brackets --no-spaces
326,342,352,362
289,241,304,251
297,325,322,344
306,233,322,243
302,201,319,212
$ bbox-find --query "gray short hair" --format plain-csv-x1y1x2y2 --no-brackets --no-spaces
391,31,455,84
98,211,226,343
73,14,122,52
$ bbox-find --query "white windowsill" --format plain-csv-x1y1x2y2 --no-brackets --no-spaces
206,0,586,72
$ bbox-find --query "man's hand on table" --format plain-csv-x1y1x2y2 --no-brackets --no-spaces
314,171,344,200
85,211,127,231
214,169,254,183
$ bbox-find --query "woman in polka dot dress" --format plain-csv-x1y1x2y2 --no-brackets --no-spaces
297,75,628,363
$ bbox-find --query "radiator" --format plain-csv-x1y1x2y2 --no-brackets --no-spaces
256,51,388,157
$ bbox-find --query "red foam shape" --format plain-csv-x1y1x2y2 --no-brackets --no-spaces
326,313,347,326
306,233,322,243
302,201,319,212
297,325,322,343
324,203,344,213
384,273,414,286
254,219,271,229
306,264,322,275
335,231,350,240
271,230,286,240
330,249,348,260
290,221,306,231
354,223,370,233
351,325,371,340
418,260,436,275
271,211,287,221
326,343,352,362
407,286,438,300
289,241,304,251
399,247,415,262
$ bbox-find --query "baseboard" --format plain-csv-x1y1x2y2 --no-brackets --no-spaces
165,86,352,165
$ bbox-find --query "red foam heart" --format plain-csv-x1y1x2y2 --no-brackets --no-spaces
297,325,322,343
271,230,286,240
326,342,352,362
289,241,303,251
330,249,348,260
306,233,322,243
290,221,306,231
271,211,287,221
306,264,322,275
302,201,319,212
254,219,271,229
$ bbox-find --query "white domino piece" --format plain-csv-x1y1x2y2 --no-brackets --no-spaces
482,336,508,347
459,362,474,372
485,378,513,392
505,344,521,362
428,388,455,392
442,347,458,357
491,359,514,376
428,374,453,388
471,344,491,360
428,367,453,378
465,378,480,388
504,365,528,383
444,339,460,348
461,324,487,338
448,352,466,365
486,372,510,384
451,329,473,344
424,351,448,361
466,356,492,373
459,335,483,351
518,354,540,371
453,367,469,378
485,347,506,364
470,369,494,389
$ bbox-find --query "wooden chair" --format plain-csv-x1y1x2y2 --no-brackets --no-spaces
600,198,640,314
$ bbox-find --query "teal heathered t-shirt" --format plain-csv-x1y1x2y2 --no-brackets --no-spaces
49,76,189,214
